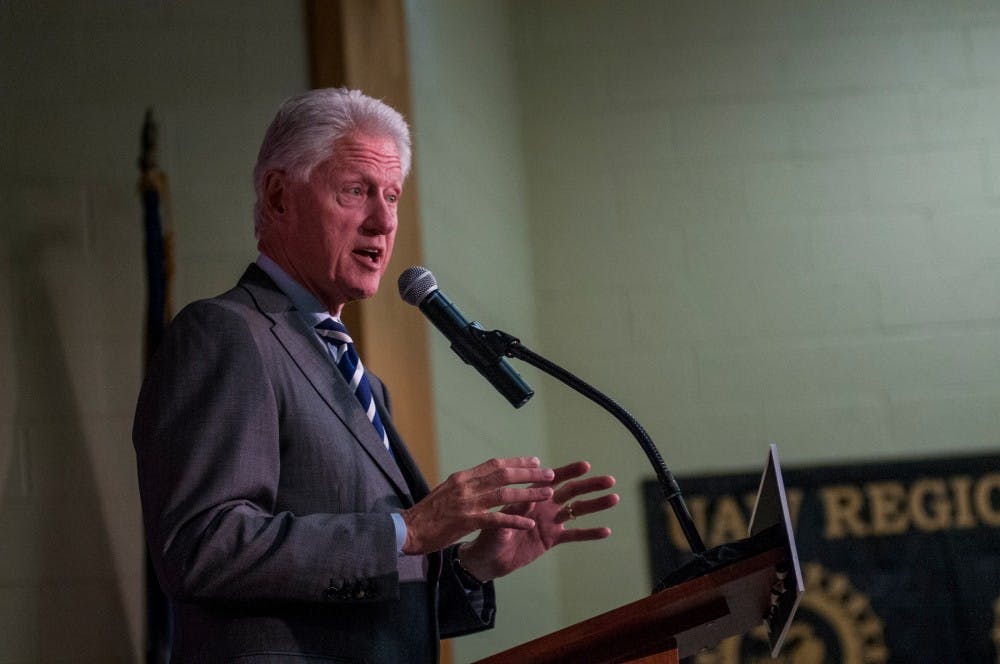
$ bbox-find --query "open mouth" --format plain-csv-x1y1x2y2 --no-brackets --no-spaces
354,248,382,264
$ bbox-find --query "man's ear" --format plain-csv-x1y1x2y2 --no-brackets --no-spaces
262,170,288,218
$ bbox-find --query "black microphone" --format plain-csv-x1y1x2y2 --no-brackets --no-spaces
398,266,534,408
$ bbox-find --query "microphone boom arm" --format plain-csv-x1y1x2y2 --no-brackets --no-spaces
472,327,707,555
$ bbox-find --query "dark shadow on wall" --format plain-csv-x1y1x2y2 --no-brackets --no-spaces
0,229,135,662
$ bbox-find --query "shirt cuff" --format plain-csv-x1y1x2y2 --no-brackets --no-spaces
391,512,407,554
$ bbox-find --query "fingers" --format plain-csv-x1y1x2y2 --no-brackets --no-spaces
457,457,555,491
450,457,556,510
548,460,592,485
437,457,616,529
555,493,620,524
478,511,536,531
469,456,546,477
552,464,617,525
558,526,613,544
482,455,543,469
553,473,616,504
571,492,620,516
402,457,552,555
495,485,554,508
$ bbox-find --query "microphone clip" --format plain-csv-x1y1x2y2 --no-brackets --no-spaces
468,326,523,359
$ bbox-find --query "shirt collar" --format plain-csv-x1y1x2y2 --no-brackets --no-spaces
256,253,337,327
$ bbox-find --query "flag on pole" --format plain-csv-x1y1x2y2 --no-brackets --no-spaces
138,108,174,664
139,108,174,362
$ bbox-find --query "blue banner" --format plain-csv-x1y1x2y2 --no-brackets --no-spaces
643,453,1000,663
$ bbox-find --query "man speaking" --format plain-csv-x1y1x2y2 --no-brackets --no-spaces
133,88,619,662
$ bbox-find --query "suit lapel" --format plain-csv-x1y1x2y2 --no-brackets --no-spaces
373,385,430,502
238,266,414,501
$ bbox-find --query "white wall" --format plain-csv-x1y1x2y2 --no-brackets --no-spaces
511,0,1000,627
0,3,307,660
406,0,1000,652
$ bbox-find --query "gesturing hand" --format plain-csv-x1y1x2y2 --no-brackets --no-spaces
400,457,557,556
457,460,619,582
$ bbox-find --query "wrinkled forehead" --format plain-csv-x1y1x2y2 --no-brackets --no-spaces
328,133,403,178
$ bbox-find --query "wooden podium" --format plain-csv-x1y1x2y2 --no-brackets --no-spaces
474,545,787,664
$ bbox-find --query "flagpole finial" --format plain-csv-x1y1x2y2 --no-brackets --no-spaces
139,108,163,192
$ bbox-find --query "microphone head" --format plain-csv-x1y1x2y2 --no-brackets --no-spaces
398,266,439,306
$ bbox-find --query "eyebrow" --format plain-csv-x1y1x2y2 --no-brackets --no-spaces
329,165,401,182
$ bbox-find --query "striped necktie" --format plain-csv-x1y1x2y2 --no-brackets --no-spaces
315,318,390,452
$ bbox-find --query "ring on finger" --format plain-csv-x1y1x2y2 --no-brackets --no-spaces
566,502,576,520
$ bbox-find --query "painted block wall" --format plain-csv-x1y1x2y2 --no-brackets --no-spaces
509,0,1000,627
0,3,307,660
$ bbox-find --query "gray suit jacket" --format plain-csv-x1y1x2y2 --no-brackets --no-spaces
133,265,495,663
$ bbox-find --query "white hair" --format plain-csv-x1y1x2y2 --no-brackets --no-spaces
252,88,412,236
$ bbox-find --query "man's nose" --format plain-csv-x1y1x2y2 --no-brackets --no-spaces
364,195,397,234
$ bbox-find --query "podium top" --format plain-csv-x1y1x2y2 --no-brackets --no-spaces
474,546,788,664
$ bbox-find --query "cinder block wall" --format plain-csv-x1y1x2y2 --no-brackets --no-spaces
510,0,1000,624
0,4,307,660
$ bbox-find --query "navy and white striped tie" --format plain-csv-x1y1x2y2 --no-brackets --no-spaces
315,318,389,452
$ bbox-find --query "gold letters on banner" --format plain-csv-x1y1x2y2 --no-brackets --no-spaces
665,471,1000,549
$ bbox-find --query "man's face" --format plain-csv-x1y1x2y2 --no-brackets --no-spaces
270,133,403,314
